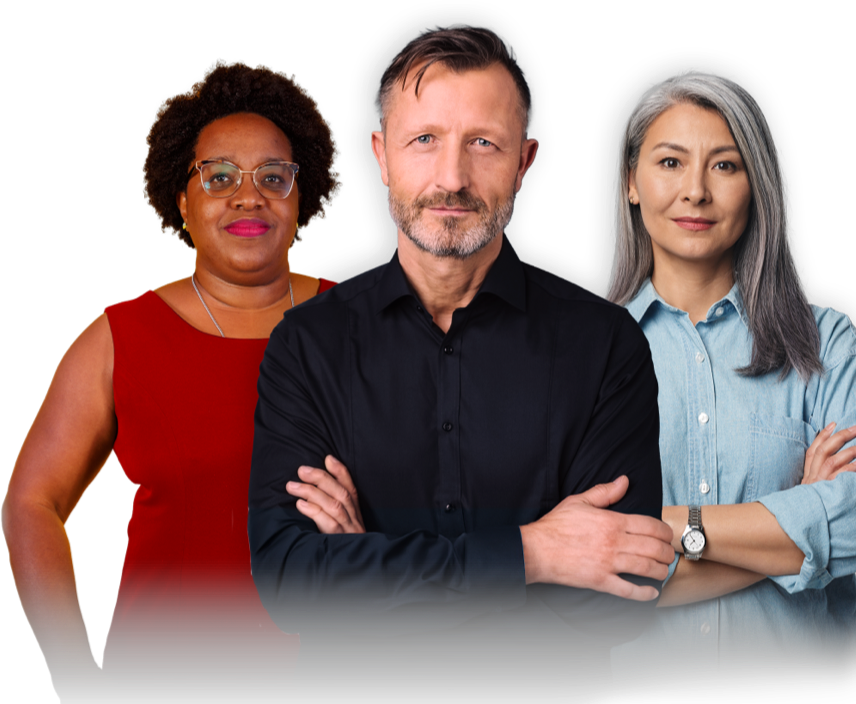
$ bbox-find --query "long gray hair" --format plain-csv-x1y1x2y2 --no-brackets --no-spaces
607,72,822,381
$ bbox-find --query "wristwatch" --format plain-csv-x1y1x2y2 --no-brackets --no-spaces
680,505,706,560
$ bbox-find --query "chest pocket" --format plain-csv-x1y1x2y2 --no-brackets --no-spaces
748,413,814,500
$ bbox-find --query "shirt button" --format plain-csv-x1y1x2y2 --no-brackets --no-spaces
698,412,709,424
444,503,456,513
695,352,705,363
700,622,711,635
416,305,424,312
442,422,453,432
715,307,724,317
699,481,710,494
443,346,453,355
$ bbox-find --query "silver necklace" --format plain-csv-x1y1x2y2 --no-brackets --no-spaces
191,274,294,338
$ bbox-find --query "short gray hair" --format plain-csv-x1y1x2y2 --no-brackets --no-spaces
607,72,821,381
375,26,531,132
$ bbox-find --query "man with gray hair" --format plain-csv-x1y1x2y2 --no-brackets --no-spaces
249,25,673,691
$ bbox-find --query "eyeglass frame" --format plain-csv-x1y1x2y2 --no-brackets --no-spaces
187,159,300,199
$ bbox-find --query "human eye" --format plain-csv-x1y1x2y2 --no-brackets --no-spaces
201,162,237,191
261,171,286,185
415,134,432,145
713,160,737,172
659,157,680,169
475,138,493,147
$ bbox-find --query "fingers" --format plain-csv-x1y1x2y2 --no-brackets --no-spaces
324,455,363,524
819,424,856,458
599,574,660,602
803,424,856,484
286,470,365,534
294,497,347,534
622,532,677,567
574,475,629,509
623,513,675,545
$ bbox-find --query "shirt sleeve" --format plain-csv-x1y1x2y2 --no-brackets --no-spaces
528,307,664,643
248,315,526,637
758,310,856,592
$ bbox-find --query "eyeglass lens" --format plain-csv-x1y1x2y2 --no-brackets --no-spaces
199,162,297,199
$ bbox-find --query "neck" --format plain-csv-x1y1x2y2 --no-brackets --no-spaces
397,232,502,333
193,263,292,313
650,250,735,325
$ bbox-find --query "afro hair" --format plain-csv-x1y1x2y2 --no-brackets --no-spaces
144,63,338,248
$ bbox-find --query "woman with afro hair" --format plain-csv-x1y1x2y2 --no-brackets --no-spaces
4,63,339,700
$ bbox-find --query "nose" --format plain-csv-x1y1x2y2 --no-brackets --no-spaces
433,142,470,194
681,163,710,205
229,174,266,209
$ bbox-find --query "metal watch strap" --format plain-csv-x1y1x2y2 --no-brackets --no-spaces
688,505,702,530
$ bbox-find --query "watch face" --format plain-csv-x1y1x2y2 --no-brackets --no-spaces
684,529,706,553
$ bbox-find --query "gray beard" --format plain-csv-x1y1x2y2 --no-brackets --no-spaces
388,189,515,260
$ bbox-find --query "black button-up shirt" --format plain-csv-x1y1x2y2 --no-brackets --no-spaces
249,236,662,650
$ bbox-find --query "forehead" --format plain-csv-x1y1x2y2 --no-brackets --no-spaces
195,112,293,163
385,62,524,135
644,103,735,148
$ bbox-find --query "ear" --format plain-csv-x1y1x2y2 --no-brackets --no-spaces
628,170,639,204
514,138,539,193
177,191,188,224
371,131,390,186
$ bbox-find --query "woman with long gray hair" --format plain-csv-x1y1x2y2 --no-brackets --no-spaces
609,72,856,666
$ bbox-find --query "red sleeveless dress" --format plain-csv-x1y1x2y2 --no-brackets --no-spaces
102,281,335,687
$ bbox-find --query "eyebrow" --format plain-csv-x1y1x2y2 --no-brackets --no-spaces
650,142,740,156
200,156,290,166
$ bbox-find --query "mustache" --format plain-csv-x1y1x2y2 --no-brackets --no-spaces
414,190,487,212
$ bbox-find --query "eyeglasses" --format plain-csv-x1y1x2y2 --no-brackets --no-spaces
188,159,299,199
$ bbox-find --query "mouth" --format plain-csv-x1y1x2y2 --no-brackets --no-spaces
224,219,271,238
673,217,716,231
427,207,474,217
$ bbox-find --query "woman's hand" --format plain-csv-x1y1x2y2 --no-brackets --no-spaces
801,422,856,485
286,455,365,534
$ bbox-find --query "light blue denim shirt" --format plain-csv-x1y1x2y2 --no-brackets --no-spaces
620,279,856,663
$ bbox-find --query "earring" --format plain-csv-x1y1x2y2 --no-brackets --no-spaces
182,222,188,230
629,196,637,205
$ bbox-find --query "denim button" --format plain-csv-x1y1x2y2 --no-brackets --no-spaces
695,352,705,363
700,481,710,494
698,413,709,424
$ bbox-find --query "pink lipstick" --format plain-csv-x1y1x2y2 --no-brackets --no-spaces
225,219,271,237
673,217,715,231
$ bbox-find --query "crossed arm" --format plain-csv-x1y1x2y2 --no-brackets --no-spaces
289,457,674,602
292,420,856,610
658,422,856,607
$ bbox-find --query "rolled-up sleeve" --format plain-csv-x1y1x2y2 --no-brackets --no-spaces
759,309,856,592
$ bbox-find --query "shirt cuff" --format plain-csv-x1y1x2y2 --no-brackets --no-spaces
758,486,833,592
662,550,680,586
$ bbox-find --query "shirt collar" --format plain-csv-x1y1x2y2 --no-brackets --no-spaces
375,234,527,313
626,278,749,328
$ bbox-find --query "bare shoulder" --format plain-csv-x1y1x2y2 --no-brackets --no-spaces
8,315,118,520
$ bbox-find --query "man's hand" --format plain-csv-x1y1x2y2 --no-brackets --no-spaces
286,455,366,534
519,476,674,601
801,422,856,485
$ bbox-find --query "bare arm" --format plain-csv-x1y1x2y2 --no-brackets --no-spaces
2,314,116,698
657,423,856,606
661,502,804,576
662,424,856,577
657,559,764,607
